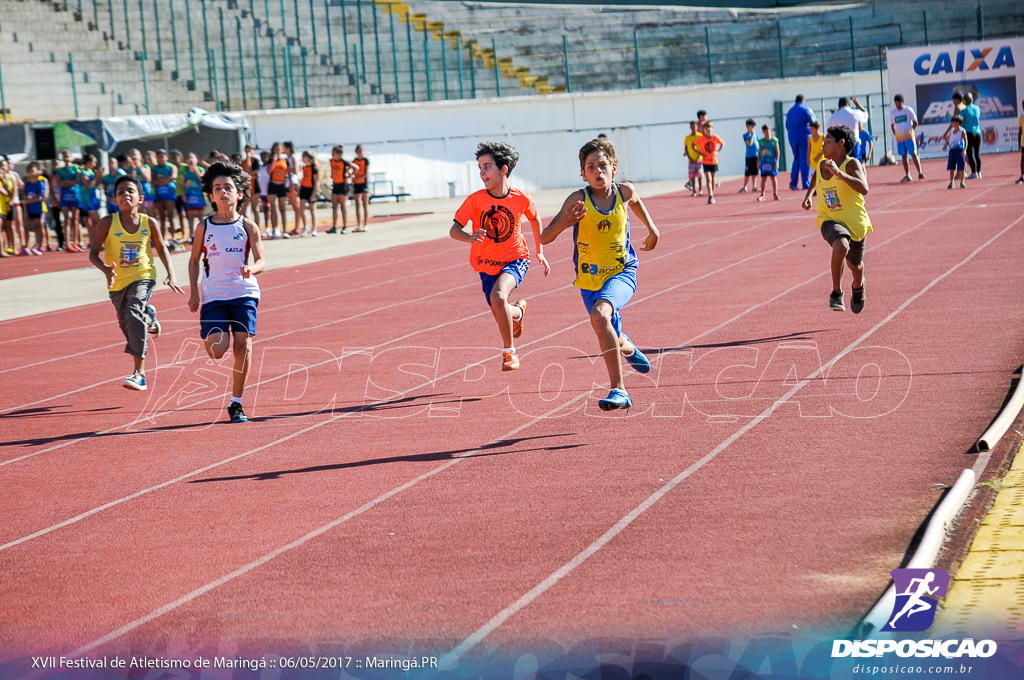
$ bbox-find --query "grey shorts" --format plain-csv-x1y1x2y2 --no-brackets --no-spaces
109,278,155,358
820,220,865,266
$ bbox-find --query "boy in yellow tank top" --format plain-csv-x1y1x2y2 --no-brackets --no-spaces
801,125,872,314
541,138,660,411
89,175,183,390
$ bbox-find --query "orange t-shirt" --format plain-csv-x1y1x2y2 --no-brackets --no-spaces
696,134,724,165
330,158,349,183
270,159,288,184
454,187,536,275
301,165,316,188
351,157,368,183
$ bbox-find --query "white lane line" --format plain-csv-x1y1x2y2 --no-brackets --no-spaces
441,212,1023,665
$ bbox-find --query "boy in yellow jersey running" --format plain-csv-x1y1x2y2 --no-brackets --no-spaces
89,175,184,390
801,125,872,314
450,142,550,372
541,138,660,411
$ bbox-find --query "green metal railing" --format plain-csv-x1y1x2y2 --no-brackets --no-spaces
0,0,1017,120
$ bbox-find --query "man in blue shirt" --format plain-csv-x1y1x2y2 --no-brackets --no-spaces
785,94,816,191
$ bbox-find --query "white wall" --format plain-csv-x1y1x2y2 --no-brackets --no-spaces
246,70,881,199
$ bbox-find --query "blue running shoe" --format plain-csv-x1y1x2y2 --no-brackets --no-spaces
620,334,651,373
122,372,147,391
598,388,632,411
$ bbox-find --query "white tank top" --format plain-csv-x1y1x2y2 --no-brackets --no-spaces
199,215,261,302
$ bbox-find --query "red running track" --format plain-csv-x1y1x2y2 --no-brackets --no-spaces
1,155,1023,675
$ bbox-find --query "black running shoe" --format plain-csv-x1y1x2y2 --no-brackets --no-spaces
829,290,845,312
228,402,249,423
850,281,865,314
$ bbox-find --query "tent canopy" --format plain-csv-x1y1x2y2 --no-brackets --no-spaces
64,109,248,152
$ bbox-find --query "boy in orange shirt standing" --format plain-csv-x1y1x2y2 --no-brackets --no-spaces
450,142,550,371
697,121,724,205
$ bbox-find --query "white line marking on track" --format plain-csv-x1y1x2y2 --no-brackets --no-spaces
441,211,1023,665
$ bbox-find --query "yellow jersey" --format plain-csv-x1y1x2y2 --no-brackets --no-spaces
815,157,872,241
104,213,157,291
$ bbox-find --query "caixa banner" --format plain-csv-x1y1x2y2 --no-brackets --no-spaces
886,38,1022,157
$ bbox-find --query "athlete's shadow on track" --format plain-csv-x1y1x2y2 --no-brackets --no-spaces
248,393,476,421
0,396,456,448
188,434,584,483
565,330,828,361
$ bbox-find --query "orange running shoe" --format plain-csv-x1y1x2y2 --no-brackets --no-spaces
501,350,520,371
512,299,527,339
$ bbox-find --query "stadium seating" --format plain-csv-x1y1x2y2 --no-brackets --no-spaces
0,0,1021,123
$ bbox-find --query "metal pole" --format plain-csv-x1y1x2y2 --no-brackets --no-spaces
442,33,449,99
389,10,399,101
469,42,475,98
341,0,349,70
354,44,362,105
492,38,500,97
185,0,196,85
170,0,180,78
253,21,265,107
923,11,929,45
270,32,281,108
301,47,310,107
69,53,79,117
152,0,162,67
357,0,366,82
373,0,382,95
406,14,415,102
878,46,888,158
203,0,214,94
849,16,856,71
0,54,8,121
107,0,115,43
122,0,131,50
424,24,432,100
279,0,287,35
634,31,642,89
293,0,301,42
457,40,464,99
210,49,220,111
220,8,230,109
705,26,713,84
237,17,248,109
563,35,571,93
138,0,147,54
977,6,984,40
307,0,318,54
92,0,99,31
325,0,334,62
777,21,785,79
141,51,150,114
284,45,294,107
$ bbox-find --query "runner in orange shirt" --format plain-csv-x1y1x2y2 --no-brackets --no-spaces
449,142,550,371
697,121,725,205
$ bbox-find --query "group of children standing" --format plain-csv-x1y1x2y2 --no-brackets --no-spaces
248,142,371,238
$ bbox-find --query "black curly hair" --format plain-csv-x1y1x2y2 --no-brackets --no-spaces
475,142,519,176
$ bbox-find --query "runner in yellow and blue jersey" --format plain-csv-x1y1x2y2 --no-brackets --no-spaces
541,137,660,411
802,125,872,314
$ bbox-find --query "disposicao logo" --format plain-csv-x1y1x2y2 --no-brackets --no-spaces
882,568,949,632
831,567,999,660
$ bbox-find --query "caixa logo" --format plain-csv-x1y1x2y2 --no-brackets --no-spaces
914,46,1015,75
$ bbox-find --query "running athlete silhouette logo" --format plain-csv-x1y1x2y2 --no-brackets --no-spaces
597,218,612,233
482,204,515,243
881,568,949,632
